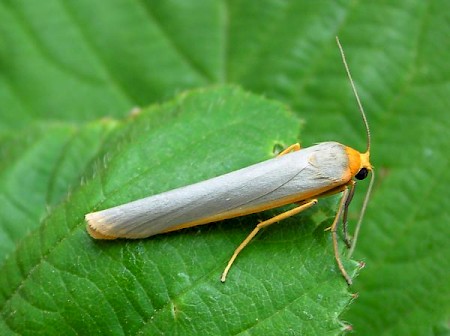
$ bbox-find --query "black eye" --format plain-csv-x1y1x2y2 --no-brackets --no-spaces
355,168,369,180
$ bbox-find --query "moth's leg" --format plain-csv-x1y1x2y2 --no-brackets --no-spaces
220,199,317,282
342,180,356,248
329,186,354,285
277,143,301,157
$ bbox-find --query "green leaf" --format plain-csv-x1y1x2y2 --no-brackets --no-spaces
0,86,356,335
0,121,117,263
2,1,450,335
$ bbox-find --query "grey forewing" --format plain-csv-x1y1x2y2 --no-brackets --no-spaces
98,142,349,237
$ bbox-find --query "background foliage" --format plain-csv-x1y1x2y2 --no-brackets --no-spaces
1,1,449,335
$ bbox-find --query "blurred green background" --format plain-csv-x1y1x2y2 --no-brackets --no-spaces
1,1,449,335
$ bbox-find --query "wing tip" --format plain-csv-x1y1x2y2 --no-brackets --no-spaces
85,212,118,240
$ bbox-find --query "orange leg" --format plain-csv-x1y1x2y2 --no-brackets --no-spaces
342,180,356,248
221,199,317,282
277,143,301,157
329,186,354,285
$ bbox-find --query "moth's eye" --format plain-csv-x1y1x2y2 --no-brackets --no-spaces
355,168,369,180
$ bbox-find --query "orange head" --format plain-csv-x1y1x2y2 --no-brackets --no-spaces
345,147,372,181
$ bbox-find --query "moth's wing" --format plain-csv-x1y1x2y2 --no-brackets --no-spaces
86,142,350,239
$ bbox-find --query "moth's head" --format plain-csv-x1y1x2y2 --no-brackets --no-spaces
345,147,372,181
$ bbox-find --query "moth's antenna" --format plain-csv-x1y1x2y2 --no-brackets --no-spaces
336,36,371,153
